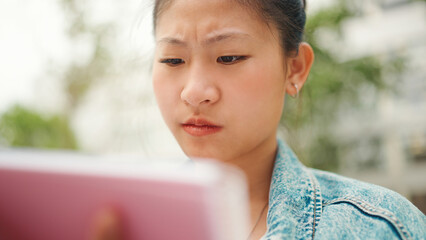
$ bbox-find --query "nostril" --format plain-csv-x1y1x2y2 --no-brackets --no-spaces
180,83,219,107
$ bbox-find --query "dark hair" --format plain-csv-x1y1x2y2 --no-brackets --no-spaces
153,0,306,56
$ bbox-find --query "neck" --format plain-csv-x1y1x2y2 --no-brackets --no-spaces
228,136,277,239
230,136,278,204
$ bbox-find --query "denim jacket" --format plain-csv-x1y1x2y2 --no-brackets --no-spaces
261,139,426,240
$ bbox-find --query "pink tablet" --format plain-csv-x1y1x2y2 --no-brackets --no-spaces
0,150,249,240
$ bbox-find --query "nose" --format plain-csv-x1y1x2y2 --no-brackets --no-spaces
180,67,220,108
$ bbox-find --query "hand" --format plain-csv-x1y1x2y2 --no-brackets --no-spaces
89,207,124,240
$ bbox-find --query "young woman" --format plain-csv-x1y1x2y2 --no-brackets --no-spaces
94,0,425,239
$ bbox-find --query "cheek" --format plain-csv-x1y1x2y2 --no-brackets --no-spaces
152,70,181,125
222,59,285,139
233,60,285,114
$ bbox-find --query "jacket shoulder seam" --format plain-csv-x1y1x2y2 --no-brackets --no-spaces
324,196,413,240
306,169,322,240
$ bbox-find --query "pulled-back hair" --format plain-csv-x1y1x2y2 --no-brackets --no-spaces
153,0,307,56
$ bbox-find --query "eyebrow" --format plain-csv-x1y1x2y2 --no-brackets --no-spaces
203,31,251,45
157,37,187,46
157,31,252,47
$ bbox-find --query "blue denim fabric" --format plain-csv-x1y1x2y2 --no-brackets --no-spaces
261,139,426,240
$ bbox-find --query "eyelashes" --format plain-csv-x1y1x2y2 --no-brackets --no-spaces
217,56,247,64
160,58,185,66
159,56,248,67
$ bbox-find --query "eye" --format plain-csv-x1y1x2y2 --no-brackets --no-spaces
217,56,247,65
160,58,185,66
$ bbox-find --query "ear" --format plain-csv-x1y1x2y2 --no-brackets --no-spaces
285,42,314,97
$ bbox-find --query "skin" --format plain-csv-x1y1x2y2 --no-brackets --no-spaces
90,207,123,240
151,0,314,239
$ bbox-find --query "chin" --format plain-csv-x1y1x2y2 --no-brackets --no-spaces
184,148,216,160
181,145,226,161
174,132,231,160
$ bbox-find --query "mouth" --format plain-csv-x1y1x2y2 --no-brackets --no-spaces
181,118,223,137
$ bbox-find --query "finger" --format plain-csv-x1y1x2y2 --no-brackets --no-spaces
90,206,123,240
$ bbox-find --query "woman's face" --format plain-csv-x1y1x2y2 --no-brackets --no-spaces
152,0,288,162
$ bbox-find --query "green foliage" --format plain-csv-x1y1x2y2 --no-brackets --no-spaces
282,0,402,171
0,105,77,149
0,0,116,151
59,0,115,112
305,1,352,33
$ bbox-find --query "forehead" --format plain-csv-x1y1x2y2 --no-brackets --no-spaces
155,0,277,43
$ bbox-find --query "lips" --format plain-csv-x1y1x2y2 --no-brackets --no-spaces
181,118,223,137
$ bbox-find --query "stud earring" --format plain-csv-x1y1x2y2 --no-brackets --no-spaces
291,83,299,98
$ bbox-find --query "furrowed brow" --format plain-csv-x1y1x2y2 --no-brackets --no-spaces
157,32,251,47
203,32,251,46
157,37,187,47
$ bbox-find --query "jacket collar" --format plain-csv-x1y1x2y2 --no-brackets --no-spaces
263,139,322,239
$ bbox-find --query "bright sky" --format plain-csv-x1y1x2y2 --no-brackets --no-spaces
0,1,67,112
0,0,155,113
